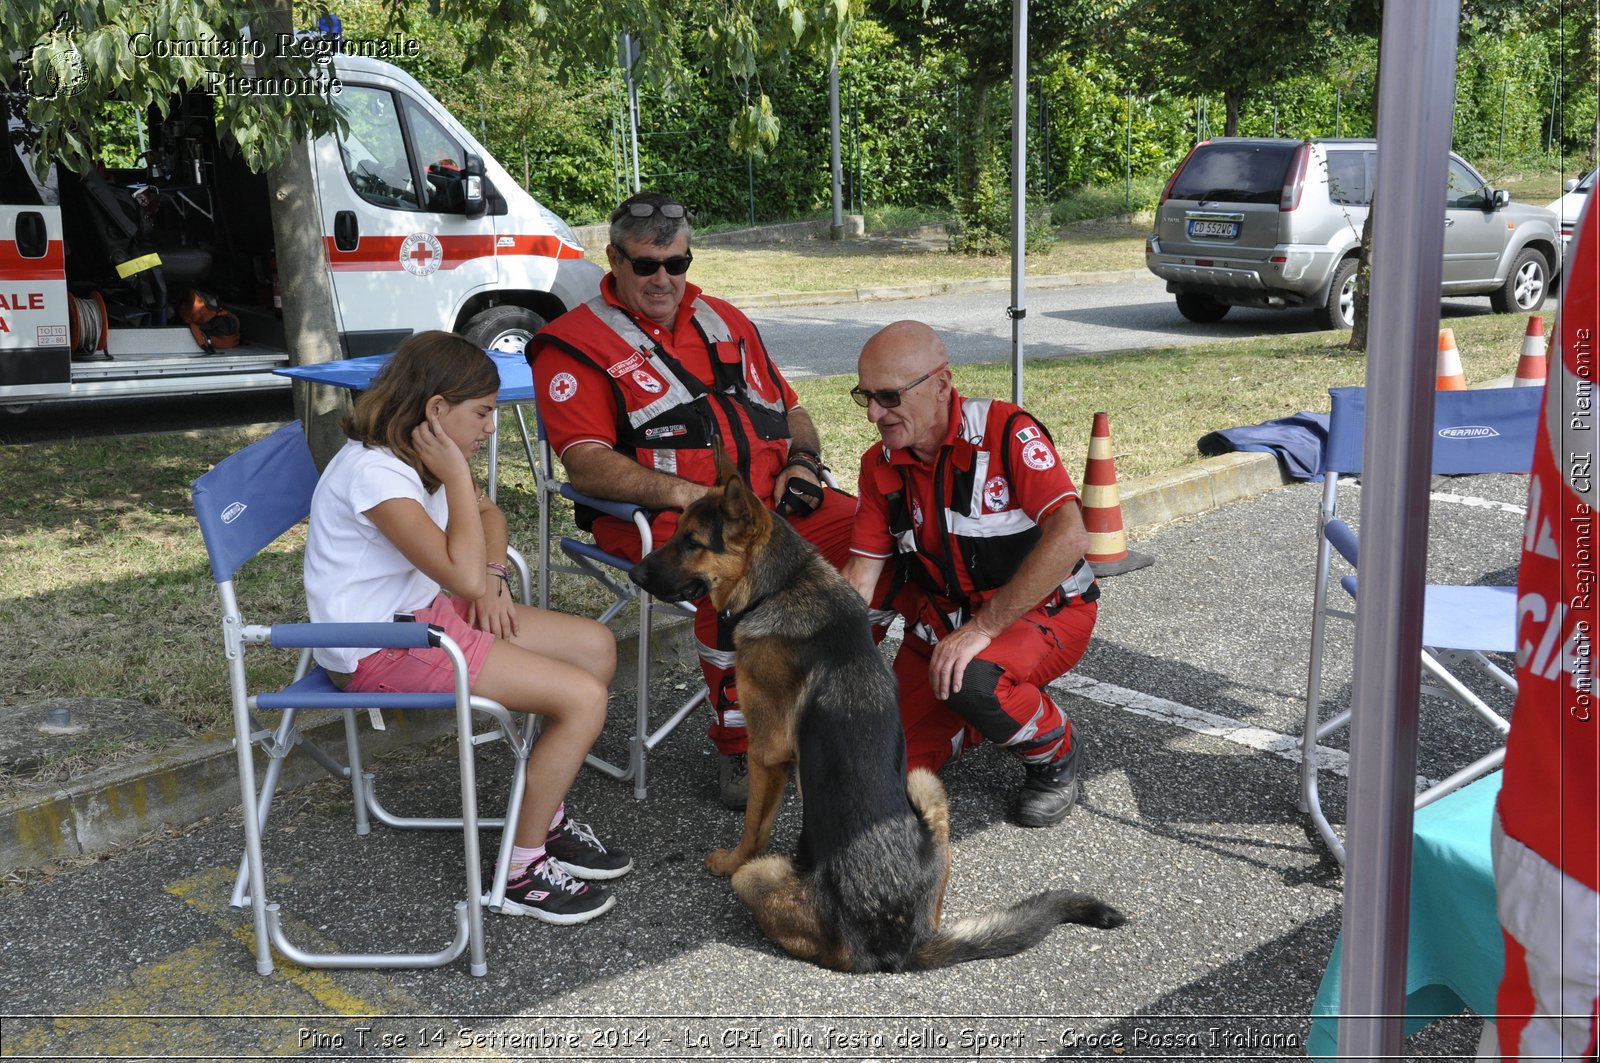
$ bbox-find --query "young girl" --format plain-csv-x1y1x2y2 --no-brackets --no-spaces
304,330,626,924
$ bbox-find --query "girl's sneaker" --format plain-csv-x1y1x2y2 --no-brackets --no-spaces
500,856,614,924
546,815,633,880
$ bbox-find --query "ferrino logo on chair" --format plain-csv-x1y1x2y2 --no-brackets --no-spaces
221,502,248,524
1439,425,1501,440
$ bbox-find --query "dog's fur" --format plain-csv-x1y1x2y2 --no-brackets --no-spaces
629,451,1125,972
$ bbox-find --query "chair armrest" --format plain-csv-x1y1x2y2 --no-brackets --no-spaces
1324,518,1360,568
268,621,441,650
558,482,648,523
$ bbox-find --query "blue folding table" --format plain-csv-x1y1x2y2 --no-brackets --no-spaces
275,351,540,503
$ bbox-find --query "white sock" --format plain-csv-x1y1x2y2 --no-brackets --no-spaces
547,803,566,836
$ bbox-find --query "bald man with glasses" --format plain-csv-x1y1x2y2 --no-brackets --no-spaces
529,191,863,810
842,321,1099,827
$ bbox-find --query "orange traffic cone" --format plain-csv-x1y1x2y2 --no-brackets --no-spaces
1513,315,1547,387
1436,328,1467,390
1081,412,1153,577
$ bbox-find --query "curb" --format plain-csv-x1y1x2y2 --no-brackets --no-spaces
0,451,1286,875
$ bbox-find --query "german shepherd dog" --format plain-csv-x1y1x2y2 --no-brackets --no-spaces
629,451,1125,972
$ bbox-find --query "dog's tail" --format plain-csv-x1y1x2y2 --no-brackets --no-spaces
908,889,1126,970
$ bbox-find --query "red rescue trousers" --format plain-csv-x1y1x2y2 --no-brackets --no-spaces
893,599,1097,774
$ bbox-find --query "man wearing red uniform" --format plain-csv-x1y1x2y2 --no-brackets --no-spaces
1494,191,1600,1061
843,321,1099,827
528,192,857,809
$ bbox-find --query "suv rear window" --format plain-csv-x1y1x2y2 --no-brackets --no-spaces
1168,143,1298,204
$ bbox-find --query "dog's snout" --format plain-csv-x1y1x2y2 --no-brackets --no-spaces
627,559,651,589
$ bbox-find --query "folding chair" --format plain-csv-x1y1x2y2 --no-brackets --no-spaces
1301,385,1540,865
519,404,707,800
192,421,538,976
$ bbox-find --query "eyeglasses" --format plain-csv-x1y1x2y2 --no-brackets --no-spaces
614,247,694,277
850,364,947,409
618,201,688,220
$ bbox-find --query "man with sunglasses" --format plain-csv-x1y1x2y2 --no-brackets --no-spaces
842,320,1099,828
529,191,863,810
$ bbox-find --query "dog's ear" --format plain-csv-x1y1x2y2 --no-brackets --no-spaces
711,439,738,488
719,466,757,522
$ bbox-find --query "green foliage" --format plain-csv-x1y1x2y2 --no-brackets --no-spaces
1116,0,1352,134
948,146,1054,255
2,1,1586,227
2,2,346,177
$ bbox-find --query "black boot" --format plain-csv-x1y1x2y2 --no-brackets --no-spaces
1013,737,1081,827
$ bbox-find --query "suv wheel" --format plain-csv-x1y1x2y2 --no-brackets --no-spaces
463,305,548,355
1489,249,1549,314
1175,293,1230,323
1313,258,1359,330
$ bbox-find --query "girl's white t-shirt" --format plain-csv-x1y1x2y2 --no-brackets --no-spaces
304,439,449,673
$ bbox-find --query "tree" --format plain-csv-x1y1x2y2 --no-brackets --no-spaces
1,0,853,459
1120,0,1351,136
876,0,1097,251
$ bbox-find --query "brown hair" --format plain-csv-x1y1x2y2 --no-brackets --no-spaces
608,191,693,249
342,330,499,490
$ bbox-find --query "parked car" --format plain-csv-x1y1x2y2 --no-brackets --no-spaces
1145,138,1563,329
1544,168,1595,257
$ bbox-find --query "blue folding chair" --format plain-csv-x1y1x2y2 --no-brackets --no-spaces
1301,385,1539,864
525,405,707,800
192,421,537,975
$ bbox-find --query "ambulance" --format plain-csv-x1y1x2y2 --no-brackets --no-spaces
0,53,601,410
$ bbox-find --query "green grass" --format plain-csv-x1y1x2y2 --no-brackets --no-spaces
591,217,1150,299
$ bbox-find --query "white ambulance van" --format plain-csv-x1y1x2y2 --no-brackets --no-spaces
0,54,601,409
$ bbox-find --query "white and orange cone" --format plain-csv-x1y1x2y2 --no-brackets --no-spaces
1081,412,1153,577
1436,328,1467,390
1513,315,1547,387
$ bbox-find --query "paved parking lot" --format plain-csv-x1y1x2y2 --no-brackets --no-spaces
0,470,1526,1060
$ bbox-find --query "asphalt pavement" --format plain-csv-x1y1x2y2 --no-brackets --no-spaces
0,463,1527,1061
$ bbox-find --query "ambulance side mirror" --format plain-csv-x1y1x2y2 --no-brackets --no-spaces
462,154,486,219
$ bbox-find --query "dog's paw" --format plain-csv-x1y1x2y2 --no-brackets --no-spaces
705,848,744,877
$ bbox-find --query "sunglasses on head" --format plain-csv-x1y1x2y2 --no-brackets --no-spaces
849,363,947,408
615,247,694,277
621,201,688,220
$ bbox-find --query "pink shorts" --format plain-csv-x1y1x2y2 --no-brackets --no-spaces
346,594,495,694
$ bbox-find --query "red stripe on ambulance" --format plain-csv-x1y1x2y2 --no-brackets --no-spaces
0,240,66,281
324,233,582,272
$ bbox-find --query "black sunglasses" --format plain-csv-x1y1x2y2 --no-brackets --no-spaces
615,247,694,277
621,201,688,220
850,363,947,409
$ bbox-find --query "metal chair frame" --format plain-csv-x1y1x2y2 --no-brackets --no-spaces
1301,385,1539,865
193,421,537,976
514,405,706,800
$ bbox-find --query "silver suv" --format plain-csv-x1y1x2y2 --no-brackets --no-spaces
1145,138,1563,329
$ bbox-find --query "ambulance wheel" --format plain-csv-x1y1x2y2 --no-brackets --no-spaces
1,404,34,415
464,306,547,356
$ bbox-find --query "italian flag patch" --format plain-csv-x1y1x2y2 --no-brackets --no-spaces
1015,425,1042,444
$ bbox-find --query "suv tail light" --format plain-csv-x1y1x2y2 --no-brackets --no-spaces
1280,143,1311,212
1160,141,1207,205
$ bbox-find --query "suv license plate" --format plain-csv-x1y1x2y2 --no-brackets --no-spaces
1188,219,1239,239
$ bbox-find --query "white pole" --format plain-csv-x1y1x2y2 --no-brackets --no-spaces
1337,1,1461,1056
1008,0,1027,405
830,61,845,240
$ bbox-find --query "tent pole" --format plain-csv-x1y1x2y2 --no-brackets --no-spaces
1337,1,1461,1056
1008,0,1028,404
